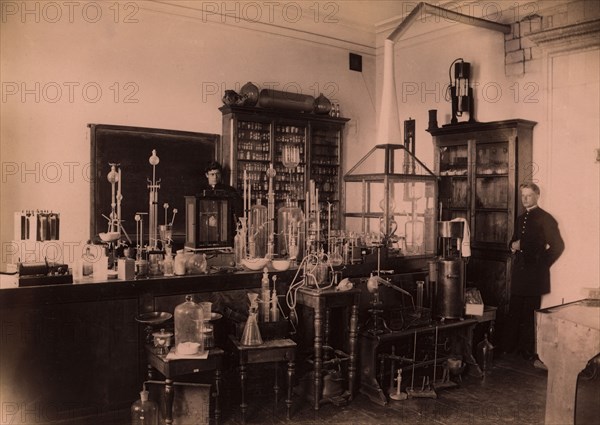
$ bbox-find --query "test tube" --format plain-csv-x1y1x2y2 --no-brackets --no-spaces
416,280,424,313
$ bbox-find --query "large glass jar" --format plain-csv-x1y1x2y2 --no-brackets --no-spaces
174,295,204,355
277,200,305,261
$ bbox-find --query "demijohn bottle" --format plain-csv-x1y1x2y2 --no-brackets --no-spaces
131,387,158,425
476,333,494,372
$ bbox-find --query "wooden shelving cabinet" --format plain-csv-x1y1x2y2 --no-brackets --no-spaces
428,119,536,315
220,105,349,235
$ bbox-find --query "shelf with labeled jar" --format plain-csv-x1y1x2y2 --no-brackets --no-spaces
220,105,349,238
429,119,536,318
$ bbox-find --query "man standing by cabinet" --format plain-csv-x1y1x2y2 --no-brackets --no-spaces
504,182,565,368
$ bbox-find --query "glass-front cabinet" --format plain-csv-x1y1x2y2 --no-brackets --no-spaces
220,105,348,236
344,144,438,257
429,119,536,315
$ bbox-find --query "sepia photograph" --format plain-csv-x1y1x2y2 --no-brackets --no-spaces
1,1,598,424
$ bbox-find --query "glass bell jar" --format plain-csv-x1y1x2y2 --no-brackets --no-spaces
344,144,437,257
174,295,205,356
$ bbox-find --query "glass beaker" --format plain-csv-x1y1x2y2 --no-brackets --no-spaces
159,224,173,245
200,302,212,320
203,322,215,350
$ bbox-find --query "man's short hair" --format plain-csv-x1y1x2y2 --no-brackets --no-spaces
520,182,540,195
205,161,223,174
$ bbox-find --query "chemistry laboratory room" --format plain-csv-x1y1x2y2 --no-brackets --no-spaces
0,1,598,424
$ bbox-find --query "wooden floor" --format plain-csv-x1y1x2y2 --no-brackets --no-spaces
105,353,599,425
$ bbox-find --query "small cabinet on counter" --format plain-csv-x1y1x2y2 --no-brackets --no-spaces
428,119,536,317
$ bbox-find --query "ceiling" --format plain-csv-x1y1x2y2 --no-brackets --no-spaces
328,0,413,29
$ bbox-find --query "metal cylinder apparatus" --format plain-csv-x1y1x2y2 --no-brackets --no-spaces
436,259,465,319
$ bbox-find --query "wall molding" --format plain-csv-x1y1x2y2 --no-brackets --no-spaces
529,18,600,52
143,0,377,55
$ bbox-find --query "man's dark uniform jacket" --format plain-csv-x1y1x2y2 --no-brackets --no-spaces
510,206,565,296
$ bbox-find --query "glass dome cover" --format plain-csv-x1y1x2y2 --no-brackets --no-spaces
174,295,204,355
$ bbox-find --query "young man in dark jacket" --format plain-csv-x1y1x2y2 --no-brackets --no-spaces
504,182,565,368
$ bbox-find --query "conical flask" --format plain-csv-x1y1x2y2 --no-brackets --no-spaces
241,293,263,346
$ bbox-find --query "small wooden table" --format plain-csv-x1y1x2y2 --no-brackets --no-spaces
296,286,361,410
228,335,296,423
145,345,224,424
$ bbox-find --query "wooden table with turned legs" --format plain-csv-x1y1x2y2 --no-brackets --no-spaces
296,287,361,410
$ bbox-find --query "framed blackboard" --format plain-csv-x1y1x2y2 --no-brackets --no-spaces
89,124,221,247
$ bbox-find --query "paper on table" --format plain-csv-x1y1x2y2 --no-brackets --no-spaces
165,348,209,360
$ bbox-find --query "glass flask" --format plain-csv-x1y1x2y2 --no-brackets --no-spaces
174,295,204,355
250,199,268,258
131,388,158,425
185,252,207,275
277,200,305,260
477,333,494,372
241,293,263,346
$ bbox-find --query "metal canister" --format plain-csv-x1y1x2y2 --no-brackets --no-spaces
258,89,315,112
435,259,465,319
437,221,464,239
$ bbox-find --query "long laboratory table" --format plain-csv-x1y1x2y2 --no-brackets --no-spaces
0,255,429,424
536,299,600,425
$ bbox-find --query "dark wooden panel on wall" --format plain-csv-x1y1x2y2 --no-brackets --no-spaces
0,297,139,422
89,124,220,246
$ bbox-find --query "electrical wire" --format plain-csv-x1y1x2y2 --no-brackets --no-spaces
285,252,336,333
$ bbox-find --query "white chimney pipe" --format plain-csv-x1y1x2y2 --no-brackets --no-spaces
376,39,402,146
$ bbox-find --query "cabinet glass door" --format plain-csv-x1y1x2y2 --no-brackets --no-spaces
438,144,468,221
310,124,341,231
474,141,509,244
235,119,272,204
274,123,306,206
475,211,509,243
